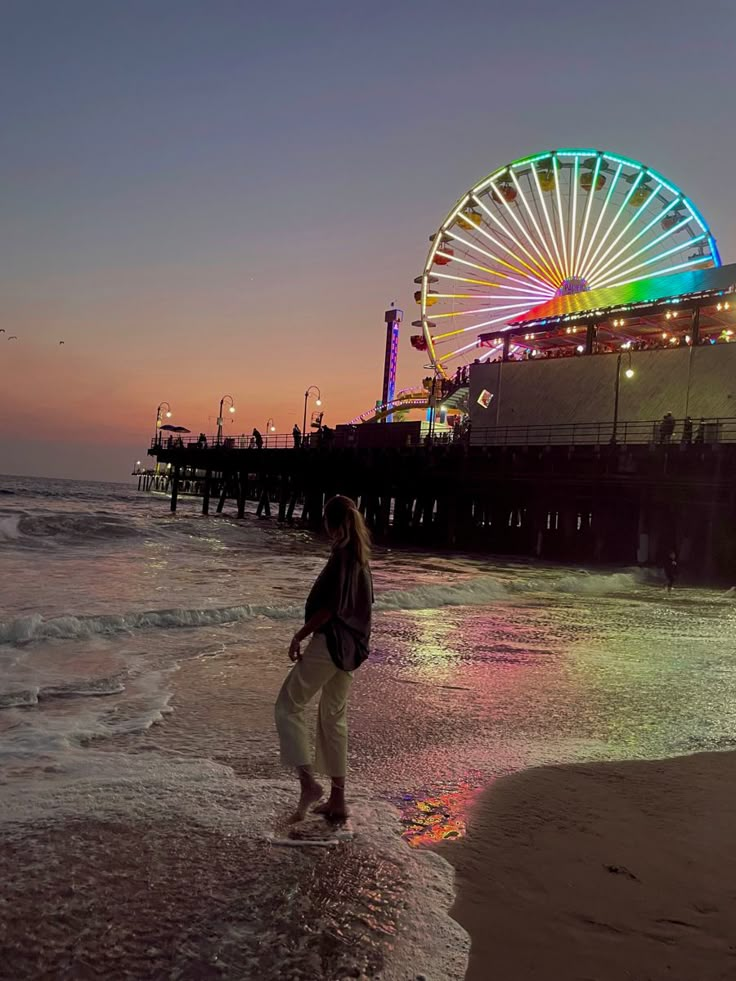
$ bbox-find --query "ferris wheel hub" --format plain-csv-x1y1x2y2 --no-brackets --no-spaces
557,276,589,297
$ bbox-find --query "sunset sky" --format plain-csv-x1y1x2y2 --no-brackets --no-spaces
1,0,735,480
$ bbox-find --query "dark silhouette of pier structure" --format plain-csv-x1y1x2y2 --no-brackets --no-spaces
147,425,736,582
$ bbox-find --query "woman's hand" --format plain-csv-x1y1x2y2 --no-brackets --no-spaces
288,635,302,662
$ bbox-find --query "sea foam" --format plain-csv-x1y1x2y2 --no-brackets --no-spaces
0,568,653,646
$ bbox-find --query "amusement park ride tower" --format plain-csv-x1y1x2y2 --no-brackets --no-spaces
381,305,402,422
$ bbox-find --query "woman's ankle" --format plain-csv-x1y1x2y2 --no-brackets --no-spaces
297,766,318,789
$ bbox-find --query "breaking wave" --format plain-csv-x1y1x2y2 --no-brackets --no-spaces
0,568,654,646
0,677,126,709
0,603,302,645
0,510,140,545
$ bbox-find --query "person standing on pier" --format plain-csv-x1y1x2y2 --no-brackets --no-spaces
292,424,301,449
252,427,263,450
274,495,373,823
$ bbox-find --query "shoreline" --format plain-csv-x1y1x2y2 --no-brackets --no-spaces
448,749,736,980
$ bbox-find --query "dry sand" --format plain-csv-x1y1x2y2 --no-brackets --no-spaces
449,750,736,981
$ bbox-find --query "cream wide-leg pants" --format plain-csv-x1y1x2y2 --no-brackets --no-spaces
274,633,353,778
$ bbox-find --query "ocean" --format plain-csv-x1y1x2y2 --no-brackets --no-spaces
2,474,736,978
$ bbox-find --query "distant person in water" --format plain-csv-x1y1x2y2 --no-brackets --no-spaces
275,495,373,822
664,550,678,592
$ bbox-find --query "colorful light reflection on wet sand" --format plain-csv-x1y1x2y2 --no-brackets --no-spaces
397,778,484,847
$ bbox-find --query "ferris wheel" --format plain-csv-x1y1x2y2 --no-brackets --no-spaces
414,148,721,377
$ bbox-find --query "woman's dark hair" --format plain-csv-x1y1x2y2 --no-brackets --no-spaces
324,495,371,566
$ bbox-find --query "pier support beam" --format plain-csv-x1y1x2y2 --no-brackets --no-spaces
170,468,180,513
256,486,272,518
237,473,247,519
202,471,212,515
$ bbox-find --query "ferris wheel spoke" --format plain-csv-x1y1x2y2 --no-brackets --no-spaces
481,177,561,287
568,157,580,280
430,299,545,325
588,213,692,286
434,292,552,303
597,254,713,291
586,182,664,282
507,170,564,284
435,311,531,347
529,162,567,282
469,197,559,289
584,169,645,273
432,271,549,295
552,156,571,280
437,338,483,363
593,233,707,290
586,191,681,284
572,156,603,281
439,251,554,298
450,228,555,292
577,163,623,274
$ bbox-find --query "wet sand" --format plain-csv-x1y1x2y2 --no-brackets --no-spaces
0,643,469,981
450,750,736,981
0,781,467,980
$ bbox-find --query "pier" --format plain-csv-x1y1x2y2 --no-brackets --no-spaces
147,422,736,581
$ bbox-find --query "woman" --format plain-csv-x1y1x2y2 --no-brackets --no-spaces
275,495,373,822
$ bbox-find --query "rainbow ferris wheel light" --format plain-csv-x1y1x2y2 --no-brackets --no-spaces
417,148,721,376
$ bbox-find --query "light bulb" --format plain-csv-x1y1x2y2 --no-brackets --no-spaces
270,425,276,432
625,368,634,379
165,411,172,418
316,398,322,407
229,405,235,413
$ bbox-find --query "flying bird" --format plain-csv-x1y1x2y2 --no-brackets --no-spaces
0,329,5,333
8,335,17,340
59,340,65,345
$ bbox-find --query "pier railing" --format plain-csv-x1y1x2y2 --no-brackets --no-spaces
152,433,300,450
470,417,736,447
150,417,736,453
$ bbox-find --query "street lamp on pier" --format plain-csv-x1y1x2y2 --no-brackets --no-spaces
155,402,172,444
216,395,236,444
612,351,635,444
266,417,276,433
303,386,322,443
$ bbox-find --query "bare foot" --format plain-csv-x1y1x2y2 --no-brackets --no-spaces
289,780,324,823
313,797,350,824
